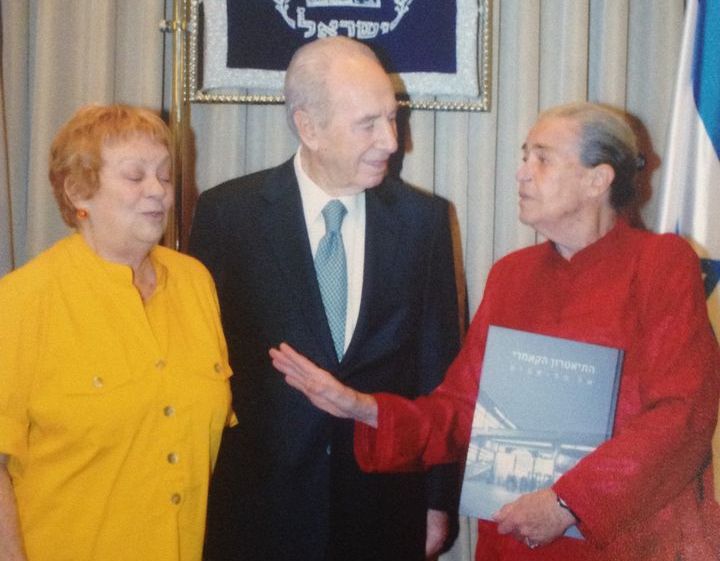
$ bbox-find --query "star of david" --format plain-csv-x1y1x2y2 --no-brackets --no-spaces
701,258,720,299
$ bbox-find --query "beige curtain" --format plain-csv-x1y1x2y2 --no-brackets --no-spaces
0,3,13,275
1,1,686,560
1,0,169,266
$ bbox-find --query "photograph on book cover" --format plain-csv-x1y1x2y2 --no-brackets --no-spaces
187,0,491,111
459,326,623,539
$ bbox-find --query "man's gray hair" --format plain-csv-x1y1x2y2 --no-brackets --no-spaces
540,102,640,210
283,37,380,136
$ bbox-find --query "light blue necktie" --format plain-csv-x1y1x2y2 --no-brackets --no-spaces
315,200,348,360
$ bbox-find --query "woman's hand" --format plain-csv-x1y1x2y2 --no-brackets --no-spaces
492,488,577,550
269,343,379,427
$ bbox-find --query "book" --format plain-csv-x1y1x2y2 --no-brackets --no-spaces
459,325,624,539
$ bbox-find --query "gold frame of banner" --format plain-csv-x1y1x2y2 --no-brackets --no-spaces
162,0,191,250
185,0,491,112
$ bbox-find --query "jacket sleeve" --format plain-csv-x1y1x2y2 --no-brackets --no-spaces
553,236,720,546
0,269,45,459
188,190,228,291
354,257,506,474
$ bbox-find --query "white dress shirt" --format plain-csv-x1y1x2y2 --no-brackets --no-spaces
294,150,365,353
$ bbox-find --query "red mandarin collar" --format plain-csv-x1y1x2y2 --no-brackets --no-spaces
544,218,631,271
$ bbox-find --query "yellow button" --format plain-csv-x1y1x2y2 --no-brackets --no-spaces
163,406,175,417
167,452,179,464
92,376,104,388
155,359,166,370
214,362,222,373
170,493,181,505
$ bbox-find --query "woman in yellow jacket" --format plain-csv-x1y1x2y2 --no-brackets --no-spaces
0,104,235,561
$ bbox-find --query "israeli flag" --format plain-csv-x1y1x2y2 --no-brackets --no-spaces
656,0,720,338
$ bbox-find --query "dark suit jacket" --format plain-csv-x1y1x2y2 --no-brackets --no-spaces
189,159,461,561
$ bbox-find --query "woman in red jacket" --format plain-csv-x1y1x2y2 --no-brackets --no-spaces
271,102,720,560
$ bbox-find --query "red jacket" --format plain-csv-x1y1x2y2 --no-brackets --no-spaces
355,220,720,560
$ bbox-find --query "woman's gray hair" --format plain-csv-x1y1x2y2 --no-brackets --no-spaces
283,37,380,135
540,102,641,210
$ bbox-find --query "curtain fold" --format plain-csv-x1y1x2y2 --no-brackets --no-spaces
0,3,13,275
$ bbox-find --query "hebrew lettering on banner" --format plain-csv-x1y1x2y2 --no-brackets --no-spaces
198,0,487,103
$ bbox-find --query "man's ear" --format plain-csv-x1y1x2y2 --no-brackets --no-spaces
590,163,615,199
294,109,320,151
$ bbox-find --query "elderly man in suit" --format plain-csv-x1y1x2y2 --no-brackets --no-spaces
189,36,461,561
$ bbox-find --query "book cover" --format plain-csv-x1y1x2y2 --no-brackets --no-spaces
459,325,624,539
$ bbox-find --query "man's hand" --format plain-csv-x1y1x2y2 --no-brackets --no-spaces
492,488,576,549
425,509,449,559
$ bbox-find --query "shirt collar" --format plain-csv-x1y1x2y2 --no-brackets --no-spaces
546,217,630,269
294,148,362,227
66,232,167,294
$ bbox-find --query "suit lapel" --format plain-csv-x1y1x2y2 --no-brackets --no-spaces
342,181,402,370
257,160,338,366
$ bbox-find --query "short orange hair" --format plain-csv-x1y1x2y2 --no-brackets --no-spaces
49,104,172,227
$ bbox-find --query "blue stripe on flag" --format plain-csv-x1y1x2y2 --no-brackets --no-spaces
693,0,720,157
